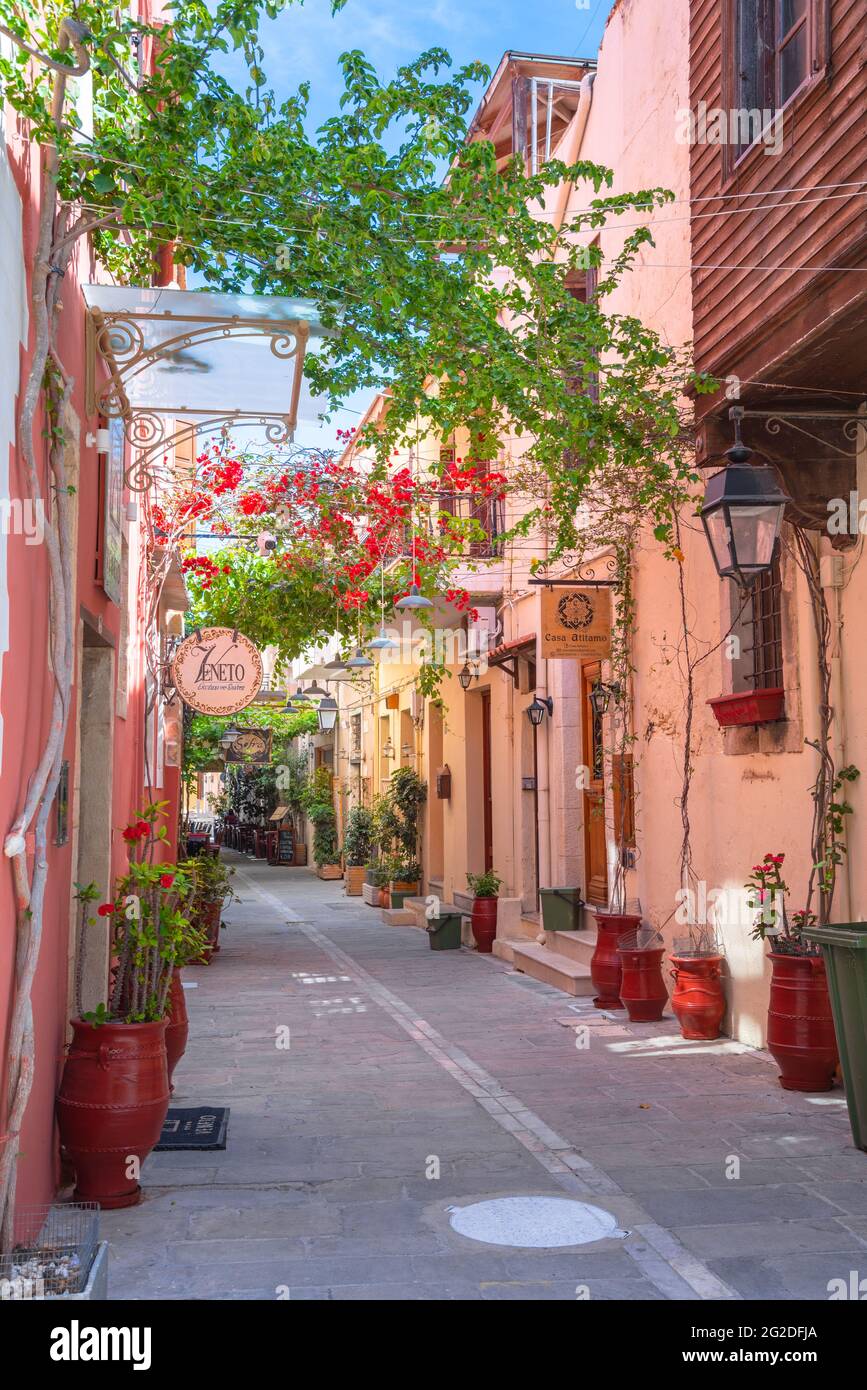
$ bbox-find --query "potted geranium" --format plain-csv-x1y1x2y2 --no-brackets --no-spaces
747,852,838,1092
344,806,374,896
57,805,206,1208
466,870,502,953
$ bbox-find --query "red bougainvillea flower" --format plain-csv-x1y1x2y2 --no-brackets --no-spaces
160,874,175,888
97,903,115,917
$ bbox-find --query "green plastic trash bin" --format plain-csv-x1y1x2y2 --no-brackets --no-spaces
426,913,463,951
802,922,867,1152
540,887,584,932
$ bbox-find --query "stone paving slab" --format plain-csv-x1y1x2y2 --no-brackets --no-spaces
98,855,867,1302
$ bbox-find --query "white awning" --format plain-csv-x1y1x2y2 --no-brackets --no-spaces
84,284,334,420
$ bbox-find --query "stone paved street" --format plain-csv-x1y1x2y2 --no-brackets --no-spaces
100,854,867,1301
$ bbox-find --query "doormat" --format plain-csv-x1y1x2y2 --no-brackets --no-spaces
154,1107,230,1151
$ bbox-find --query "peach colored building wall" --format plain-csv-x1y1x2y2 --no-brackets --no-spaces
562,0,863,1046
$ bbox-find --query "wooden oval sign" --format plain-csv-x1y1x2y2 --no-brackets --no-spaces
171,627,263,715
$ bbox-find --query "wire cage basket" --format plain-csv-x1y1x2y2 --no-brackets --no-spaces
672,925,723,957
0,1203,99,1300
618,925,665,952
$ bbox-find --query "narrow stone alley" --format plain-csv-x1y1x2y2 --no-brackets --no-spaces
99,855,867,1302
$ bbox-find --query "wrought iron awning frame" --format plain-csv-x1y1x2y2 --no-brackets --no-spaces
86,301,311,493
722,404,867,462
528,554,619,588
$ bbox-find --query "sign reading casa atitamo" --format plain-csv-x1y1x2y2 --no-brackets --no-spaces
540,587,612,659
171,627,263,715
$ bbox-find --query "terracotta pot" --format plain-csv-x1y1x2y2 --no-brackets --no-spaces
670,954,726,1040
590,912,642,1009
708,687,785,728
165,970,189,1090
192,898,221,962
471,896,498,953
378,886,390,908
57,1019,170,1209
617,945,668,1022
767,951,838,1092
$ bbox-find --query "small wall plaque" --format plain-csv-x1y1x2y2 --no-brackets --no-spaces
521,776,537,791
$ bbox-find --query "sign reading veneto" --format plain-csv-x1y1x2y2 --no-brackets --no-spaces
171,627,263,715
540,587,612,659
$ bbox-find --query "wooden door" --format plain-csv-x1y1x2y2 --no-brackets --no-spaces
581,661,608,905
480,688,494,872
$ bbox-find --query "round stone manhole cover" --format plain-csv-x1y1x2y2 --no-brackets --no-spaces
448,1196,620,1248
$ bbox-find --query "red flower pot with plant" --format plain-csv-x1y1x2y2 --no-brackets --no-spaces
467,871,502,953
165,970,189,1090
57,808,208,1207
746,853,838,1092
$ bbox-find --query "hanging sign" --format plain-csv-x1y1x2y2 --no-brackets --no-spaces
540,587,612,659
171,627,263,715
225,728,272,764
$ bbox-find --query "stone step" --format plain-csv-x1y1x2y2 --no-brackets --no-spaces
380,907,417,927
544,927,598,967
405,896,462,930
510,942,595,997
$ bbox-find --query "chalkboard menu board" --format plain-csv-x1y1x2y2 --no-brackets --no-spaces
277,828,295,864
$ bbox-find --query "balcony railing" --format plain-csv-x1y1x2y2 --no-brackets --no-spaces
438,493,505,559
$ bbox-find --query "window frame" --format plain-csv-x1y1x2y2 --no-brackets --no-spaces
722,0,830,179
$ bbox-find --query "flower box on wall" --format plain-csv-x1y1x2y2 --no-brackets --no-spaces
708,688,785,729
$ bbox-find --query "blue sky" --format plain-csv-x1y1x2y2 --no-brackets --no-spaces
227,0,617,128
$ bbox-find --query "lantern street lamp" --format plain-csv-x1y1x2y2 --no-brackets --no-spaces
526,695,553,727
588,680,621,718
219,723,240,752
700,412,789,589
458,661,480,691
316,695,339,732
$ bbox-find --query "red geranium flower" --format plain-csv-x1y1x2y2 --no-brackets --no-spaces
160,874,174,888
97,903,115,917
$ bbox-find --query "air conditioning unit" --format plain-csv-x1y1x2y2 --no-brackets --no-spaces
467,605,499,657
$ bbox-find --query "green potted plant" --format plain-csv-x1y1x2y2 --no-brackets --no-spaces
182,852,237,962
382,768,426,897
388,857,422,909
371,861,391,907
747,852,838,1092
57,805,206,1208
466,870,502,953
309,801,342,879
344,806,375,896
